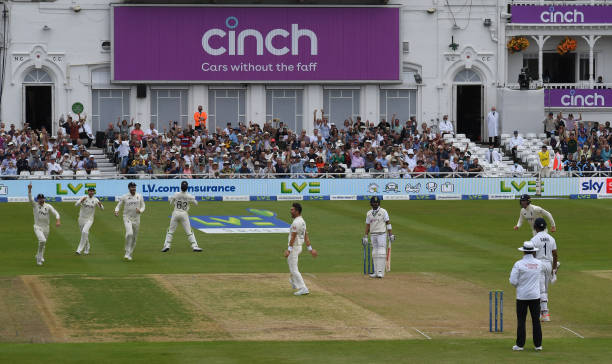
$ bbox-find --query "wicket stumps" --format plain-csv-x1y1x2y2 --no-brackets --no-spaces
489,290,504,332
362,242,374,275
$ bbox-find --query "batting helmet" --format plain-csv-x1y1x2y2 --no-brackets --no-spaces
519,194,531,206
534,217,546,230
370,196,381,209
181,181,189,192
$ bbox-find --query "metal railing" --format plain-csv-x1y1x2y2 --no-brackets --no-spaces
4,170,610,180
509,0,612,5
506,82,612,90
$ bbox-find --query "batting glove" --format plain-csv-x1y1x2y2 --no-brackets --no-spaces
362,236,368,247
389,234,396,242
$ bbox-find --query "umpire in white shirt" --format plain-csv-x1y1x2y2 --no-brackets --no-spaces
509,241,544,351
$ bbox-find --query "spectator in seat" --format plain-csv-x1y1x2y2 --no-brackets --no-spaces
543,112,555,138
508,131,525,162
304,159,318,178
16,152,30,174
85,155,97,174
29,154,45,172
413,160,427,175
427,159,440,174
510,162,525,177
439,115,454,135
468,157,483,175
350,150,365,171
440,160,453,177
1,161,17,178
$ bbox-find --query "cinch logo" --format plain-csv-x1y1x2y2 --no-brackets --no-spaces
190,208,290,234
280,182,320,194
500,180,542,193
561,90,605,107
202,16,318,56
540,7,584,23
56,183,96,195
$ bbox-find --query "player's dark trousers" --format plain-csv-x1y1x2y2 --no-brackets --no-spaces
516,299,542,348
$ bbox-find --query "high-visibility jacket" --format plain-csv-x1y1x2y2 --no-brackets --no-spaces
538,150,550,167
194,111,207,128
552,153,563,170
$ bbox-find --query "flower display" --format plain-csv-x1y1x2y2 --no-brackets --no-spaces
507,36,530,53
557,37,577,55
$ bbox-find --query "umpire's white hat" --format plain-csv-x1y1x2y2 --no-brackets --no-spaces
518,241,538,252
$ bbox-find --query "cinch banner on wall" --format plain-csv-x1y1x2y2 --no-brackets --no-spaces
544,89,612,108
112,6,399,82
0,178,579,200
510,5,612,24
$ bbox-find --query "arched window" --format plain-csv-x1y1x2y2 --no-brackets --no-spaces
24,69,52,83
454,69,481,83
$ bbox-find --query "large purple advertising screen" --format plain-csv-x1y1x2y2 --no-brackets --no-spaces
112,6,400,82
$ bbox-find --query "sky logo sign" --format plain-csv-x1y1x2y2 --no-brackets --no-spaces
202,16,318,56
190,208,290,234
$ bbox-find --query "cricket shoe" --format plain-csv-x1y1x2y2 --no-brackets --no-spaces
541,313,551,322
35,256,43,266
123,255,132,261
192,246,203,252
294,288,309,296
75,251,81,255
512,346,524,351
535,346,543,351
161,244,170,252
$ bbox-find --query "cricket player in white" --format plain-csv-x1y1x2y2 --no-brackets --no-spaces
161,181,202,252
114,182,145,261
28,183,61,266
363,196,395,278
284,203,317,296
530,218,558,322
514,194,556,236
75,187,104,255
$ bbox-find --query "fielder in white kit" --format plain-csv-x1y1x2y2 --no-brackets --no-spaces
114,182,145,261
530,218,559,322
363,196,395,278
75,187,104,255
28,183,61,266
161,181,202,252
514,194,556,236
284,203,317,296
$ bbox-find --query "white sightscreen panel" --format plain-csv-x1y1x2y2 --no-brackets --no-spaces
386,98,411,122
158,98,181,126
498,88,544,135
272,98,297,131
215,98,239,125
329,98,353,125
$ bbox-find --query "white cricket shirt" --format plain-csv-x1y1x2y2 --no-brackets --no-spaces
366,207,390,234
169,191,198,213
288,216,306,247
517,204,556,229
115,193,145,220
76,196,102,221
531,231,557,263
29,192,60,227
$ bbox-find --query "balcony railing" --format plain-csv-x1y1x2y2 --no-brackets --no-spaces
509,0,612,5
506,82,612,89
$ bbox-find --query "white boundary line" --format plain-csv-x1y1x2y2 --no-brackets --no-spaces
561,326,585,339
413,327,432,340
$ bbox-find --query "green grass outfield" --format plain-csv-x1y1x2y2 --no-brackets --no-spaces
1,199,611,362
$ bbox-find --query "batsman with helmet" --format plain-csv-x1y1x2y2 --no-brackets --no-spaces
363,196,395,278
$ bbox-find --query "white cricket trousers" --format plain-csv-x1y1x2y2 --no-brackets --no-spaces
76,218,94,254
164,211,198,247
370,233,387,277
539,260,553,313
287,245,306,291
34,225,49,261
124,218,140,258
539,166,551,178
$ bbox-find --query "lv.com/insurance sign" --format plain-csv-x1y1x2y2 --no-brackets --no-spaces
112,6,399,82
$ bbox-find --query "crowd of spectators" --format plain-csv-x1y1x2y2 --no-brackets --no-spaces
541,112,612,173
0,117,98,179
105,108,489,179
